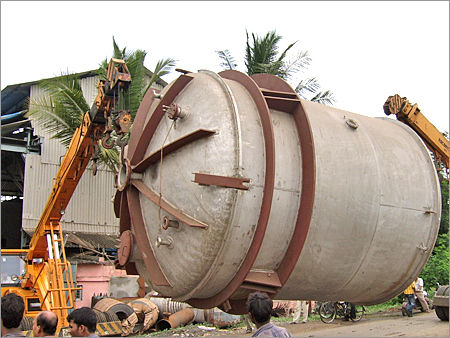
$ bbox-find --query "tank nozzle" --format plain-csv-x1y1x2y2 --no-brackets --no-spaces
156,236,174,248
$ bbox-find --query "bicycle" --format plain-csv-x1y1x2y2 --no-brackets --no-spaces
319,301,365,323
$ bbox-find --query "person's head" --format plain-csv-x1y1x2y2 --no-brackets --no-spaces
246,292,273,325
33,311,58,336
67,307,97,337
1,293,25,333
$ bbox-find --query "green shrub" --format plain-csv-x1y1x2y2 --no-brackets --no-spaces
421,233,449,290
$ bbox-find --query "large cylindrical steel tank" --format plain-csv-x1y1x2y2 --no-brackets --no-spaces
114,70,441,314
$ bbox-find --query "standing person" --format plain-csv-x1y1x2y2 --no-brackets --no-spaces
1,293,26,337
291,300,309,324
32,311,58,337
246,292,291,337
67,307,99,337
414,276,430,312
403,281,416,317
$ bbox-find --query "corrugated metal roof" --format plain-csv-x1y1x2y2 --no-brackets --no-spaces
66,231,119,249
23,230,118,265
24,230,119,250
1,70,98,115
1,67,167,116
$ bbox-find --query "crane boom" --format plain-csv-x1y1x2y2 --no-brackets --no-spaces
1,58,131,333
384,94,449,169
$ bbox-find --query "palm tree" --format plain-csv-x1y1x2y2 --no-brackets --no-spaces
216,30,335,105
97,37,176,118
27,37,176,172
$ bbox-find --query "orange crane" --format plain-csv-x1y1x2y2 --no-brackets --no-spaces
1,58,132,334
384,94,449,170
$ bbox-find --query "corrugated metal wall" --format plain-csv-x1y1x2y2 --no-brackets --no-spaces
22,154,118,233
22,74,161,235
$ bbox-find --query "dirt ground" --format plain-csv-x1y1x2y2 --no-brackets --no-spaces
276,310,448,337
149,308,449,337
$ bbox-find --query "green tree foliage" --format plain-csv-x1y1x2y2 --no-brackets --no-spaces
216,30,335,105
27,37,175,172
27,74,90,148
421,233,449,289
420,168,449,292
438,173,449,235
97,37,175,119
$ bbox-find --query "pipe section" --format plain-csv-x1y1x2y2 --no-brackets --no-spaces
155,308,195,331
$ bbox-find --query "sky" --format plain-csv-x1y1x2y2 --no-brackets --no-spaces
1,1,449,132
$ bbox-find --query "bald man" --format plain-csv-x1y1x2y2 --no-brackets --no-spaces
33,311,58,337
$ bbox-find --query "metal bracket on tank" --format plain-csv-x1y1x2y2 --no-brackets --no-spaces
345,118,359,130
417,243,429,253
132,129,216,173
424,207,436,214
193,173,250,190
153,89,163,99
131,179,209,229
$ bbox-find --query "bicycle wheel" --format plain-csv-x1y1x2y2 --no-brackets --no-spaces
319,302,336,323
350,304,365,322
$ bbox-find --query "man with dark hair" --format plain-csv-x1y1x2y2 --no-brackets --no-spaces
246,292,291,337
67,307,98,337
33,311,58,336
1,293,26,337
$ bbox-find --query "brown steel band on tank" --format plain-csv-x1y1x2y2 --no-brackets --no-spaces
186,70,276,311
250,73,315,287
115,70,276,308
114,75,195,279
192,73,316,314
214,74,316,314
114,86,161,275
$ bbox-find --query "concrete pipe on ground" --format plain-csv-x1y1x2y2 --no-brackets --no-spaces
114,70,441,314
155,308,195,331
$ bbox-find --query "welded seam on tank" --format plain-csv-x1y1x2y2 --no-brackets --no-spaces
378,204,437,212
198,70,243,165
177,70,244,301
339,125,382,292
